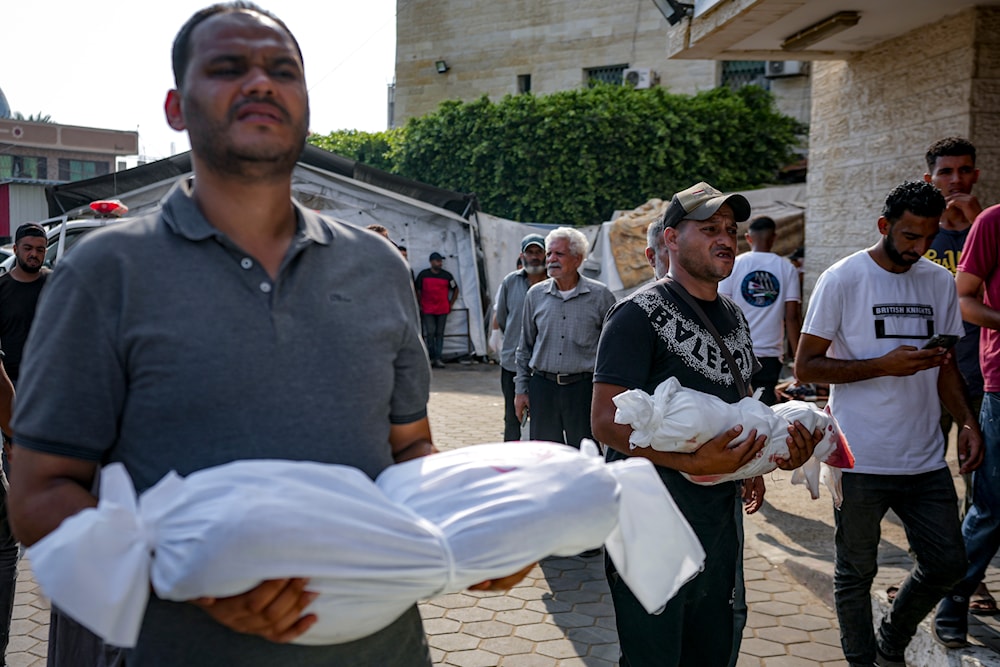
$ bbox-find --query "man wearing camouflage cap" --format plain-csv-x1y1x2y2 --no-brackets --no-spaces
592,182,820,666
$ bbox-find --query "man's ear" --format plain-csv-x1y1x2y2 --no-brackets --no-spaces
644,247,656,270
923,172,932,184
664,226,680,251
164,90,186,131
876,216,891,236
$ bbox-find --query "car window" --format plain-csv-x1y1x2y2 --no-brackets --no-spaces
43,228,94,269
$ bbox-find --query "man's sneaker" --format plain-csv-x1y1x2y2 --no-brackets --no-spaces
932,620,968,649
874,646,906,667
432,359,446,369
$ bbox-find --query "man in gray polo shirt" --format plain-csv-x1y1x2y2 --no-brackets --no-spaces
6,4,525,666
495,233,547,440
514,227,615,449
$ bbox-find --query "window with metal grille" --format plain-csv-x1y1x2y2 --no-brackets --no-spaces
720,61,768,90
0,155,47,179
585,65,628,87
58,158,109,182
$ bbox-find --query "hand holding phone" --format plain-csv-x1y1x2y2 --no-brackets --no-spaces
922,334,959,350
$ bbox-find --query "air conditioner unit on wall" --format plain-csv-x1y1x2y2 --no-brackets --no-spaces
765,61,808,78
623,67,659,89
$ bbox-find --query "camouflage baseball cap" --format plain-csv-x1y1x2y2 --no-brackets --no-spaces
662,181,751,228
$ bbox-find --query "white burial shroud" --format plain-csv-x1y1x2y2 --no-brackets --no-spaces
28,441,705,647
613,377,854,503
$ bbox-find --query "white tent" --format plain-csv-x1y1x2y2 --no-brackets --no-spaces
44,149,488,359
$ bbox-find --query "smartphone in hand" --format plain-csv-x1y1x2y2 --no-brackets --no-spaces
922,334,959,350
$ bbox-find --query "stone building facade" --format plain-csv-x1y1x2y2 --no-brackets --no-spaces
805,6,1000,290
392,0,810,128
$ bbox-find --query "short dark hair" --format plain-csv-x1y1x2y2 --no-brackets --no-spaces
925,137,976,172
14,223,46,243
882,181,946,223
748,215,776,233
171,2,304,88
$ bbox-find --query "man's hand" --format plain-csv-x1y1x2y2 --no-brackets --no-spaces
742,476,766,515
514,394,529,423
877,346,949,377
687,426,767,477
958,423,985,474
774,422,824,470
945,193,983,224
192,578,318,643
468,563,536,591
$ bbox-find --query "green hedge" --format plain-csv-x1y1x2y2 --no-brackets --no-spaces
308,84,804,226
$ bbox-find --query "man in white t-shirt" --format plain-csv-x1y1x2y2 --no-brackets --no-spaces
719,216,800,405
795,180,983,667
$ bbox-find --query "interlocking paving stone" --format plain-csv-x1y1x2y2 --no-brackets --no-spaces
752,600,801,616
498,655,556,667
429,632,482,652
494,609,545,626
757,625,811,644
782,614,835,632
789,640,846,661
740,637,786,657
463,620,514,639
479,636,535,655
447,606,498,623
444,648,502,667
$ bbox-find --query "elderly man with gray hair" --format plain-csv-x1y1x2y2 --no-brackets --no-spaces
514,227,615,455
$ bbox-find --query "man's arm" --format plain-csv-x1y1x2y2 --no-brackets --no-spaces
937,355,983,473
784,301,801,359
591,382,768,476
390,417,438,462
449,280,459,308
7,448,98,546
957,271,1000,330
513,296,536,421
0,360,13,439
794,333,948,384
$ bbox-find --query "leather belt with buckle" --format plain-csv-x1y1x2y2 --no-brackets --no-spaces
535,370,592,385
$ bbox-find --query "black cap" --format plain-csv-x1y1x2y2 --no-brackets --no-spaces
14,223,46,243
429,251,445,261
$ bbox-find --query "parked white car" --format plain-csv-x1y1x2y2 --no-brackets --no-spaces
0,201,130,274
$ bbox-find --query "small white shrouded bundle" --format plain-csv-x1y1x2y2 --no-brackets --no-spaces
613,377,853,500
28,441,704,649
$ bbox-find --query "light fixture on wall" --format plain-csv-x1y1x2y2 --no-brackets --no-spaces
435,60,449,74
650,0,693,25
781,11,861,51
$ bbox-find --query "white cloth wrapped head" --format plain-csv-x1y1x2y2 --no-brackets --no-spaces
28,441,705,648
613,377,853,500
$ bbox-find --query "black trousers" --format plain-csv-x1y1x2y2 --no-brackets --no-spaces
527,373,593,448
500,368,522,441
752,357,784,406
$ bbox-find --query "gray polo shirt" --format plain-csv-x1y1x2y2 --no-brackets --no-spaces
514,274,616,394
495,269,532,372
12,182,432,666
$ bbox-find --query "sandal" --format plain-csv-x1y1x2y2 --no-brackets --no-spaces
969,583,998,616
886,579,904,602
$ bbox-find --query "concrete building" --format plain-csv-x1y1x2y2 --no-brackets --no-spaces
662,0,1000,291
0,89,138,241
392,0,812,129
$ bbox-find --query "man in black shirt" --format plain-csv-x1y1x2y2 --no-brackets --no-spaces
0,223,50,384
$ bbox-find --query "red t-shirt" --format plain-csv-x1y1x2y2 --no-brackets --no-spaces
415,268,456,315
958,204,1000,391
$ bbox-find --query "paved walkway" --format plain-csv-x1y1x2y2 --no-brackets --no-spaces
7,361,1000,666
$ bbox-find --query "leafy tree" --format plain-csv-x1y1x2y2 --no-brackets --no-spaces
308,128,403,173
309,85,805,225
12,112,53,123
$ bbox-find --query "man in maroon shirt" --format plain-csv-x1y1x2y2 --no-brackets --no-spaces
415,252,459,368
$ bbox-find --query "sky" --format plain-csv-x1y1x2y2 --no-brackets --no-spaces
3,0,397,163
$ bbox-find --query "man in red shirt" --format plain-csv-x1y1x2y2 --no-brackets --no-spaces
415,252,459,368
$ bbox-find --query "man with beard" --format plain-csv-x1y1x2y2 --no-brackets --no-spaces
0,223,50,385
514,227,615,453
7,4,526,666
796,181,983,667
494,233,547,440
0,222,49,664
591,181,820,666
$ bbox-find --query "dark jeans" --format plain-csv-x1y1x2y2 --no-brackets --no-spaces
751,357,783,406
937,392,1000,636
420,313,448,362
608,498,738,666
527,373,593,448
834,468,965,664
0,470,18,666
47,606,125,667
500,368,521,441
